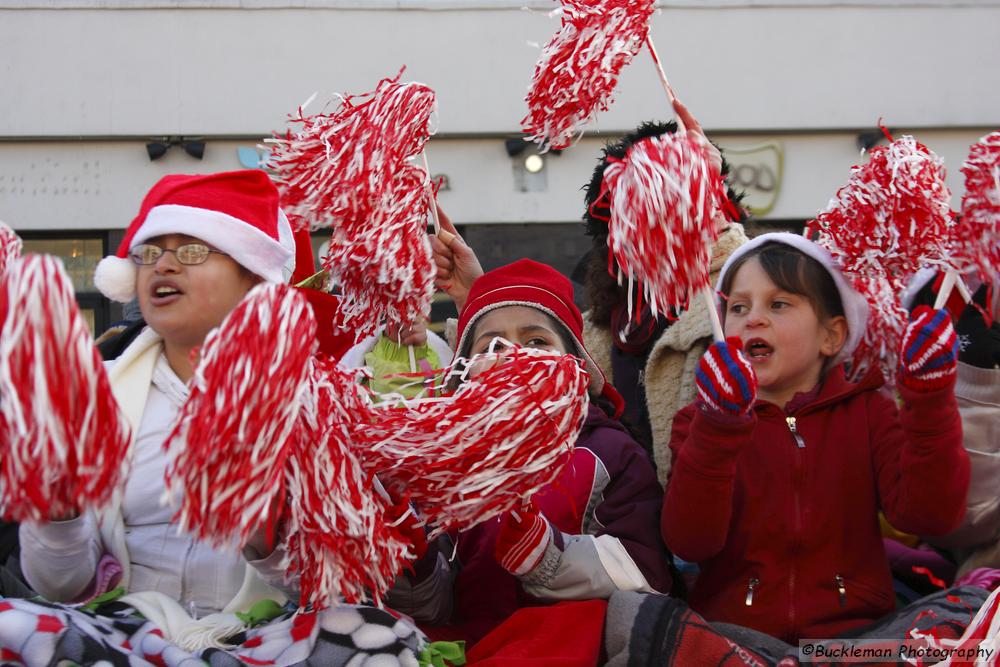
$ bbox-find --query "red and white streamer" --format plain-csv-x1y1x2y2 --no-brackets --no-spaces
523,0,656,150
268,70,437,340
600,132,729,318
0,221,22,276
322,162,436,339
955,131,1000,285
0,254,130,522
807,134,954,382
163,283,316,546
282,358,410,608
354,344,589,535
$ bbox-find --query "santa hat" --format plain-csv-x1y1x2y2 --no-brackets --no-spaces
715,232,869,367
455,258,624,416
94,170,295,303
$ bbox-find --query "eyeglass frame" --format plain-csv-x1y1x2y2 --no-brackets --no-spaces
128,242,229,266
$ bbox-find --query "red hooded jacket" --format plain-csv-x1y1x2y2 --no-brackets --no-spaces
662,367,969,643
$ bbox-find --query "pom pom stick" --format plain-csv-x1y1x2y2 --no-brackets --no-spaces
523,0,657,150
282,358,411,608
600,132,729,340
354,343,589,536
163,283,316,546
935,132,1000,309
0,254,131,522
807,132,954,382
268,70,438,340
0,221,22,276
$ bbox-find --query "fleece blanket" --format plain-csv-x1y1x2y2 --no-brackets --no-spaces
0,596,426,666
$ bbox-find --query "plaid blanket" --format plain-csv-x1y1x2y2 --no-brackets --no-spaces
0,596,424,666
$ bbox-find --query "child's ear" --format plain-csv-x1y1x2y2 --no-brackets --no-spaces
820,315,849,358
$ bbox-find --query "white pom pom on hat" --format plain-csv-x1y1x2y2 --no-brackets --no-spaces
94,170,294,303
715,232,870,367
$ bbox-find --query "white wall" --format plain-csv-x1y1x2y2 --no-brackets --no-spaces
1,1,997,232
1,2,998,137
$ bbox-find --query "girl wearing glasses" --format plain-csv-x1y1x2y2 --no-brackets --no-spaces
12,171,423,664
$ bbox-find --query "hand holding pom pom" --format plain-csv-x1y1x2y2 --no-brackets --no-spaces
898,306,959,393
695,338,758,416
495,501,553,577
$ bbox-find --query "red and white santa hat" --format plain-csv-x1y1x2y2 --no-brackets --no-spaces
94,170,295,303
455,258,625,416
715,232,870,367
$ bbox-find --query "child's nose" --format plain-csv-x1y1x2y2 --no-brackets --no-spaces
746,305,768,327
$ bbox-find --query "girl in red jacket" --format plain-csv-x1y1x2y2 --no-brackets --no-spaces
661,232,969,643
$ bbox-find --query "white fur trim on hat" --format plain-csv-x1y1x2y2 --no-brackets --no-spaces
94,255,138,303
715,232,869,367
277,209,296,283
132,204,292,284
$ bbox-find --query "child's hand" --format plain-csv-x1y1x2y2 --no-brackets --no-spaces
494,500,552,576
695,338,758,416
384,318,428,347
430,205,484,312
898,306,959,392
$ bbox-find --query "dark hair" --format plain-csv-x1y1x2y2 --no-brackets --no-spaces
582,121,749,326
719,242,845,323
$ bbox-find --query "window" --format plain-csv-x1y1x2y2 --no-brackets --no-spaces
19,233,110,334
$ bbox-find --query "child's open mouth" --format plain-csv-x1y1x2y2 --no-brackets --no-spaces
745,338,773,360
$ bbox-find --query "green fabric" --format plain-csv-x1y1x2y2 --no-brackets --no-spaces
80,586,126,612
418,640,467,667
364,335,442,398
234,598,286,627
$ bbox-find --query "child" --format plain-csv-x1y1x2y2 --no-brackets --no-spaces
661,233,969,642
447,258,674,644
10,171,421,664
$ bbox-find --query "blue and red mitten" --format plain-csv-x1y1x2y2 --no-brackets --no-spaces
695,338,758,416
495,502,553,577
898,306,959,392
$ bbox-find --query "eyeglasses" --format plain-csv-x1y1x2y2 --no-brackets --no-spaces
129,243,227,266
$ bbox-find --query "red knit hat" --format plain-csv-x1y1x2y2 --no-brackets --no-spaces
94,170,294,302
455,258,623,416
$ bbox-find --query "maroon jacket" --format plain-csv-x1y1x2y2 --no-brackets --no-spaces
662,367,968,643
453,405,672,645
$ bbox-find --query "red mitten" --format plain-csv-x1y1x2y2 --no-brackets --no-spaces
898,306,959,392
695,338,758,416
495,503,553,576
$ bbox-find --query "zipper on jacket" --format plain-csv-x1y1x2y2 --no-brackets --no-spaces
786,416,805,448
745,577,760,606
836,575,847,607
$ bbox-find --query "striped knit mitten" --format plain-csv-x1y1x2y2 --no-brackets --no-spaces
495,503,552,577
898,306,959,392
695,338,758,416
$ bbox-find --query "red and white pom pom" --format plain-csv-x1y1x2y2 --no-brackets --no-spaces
600,132,729,317
354,345,589,535
0,255,131,522
523,0,656,150
268,70,436,232
282,358,411,608
269,71,438,340
955,131,1000,285
807,134,954,383
809,134,953,283
0,222,22,276
163,283,316,546
323,162,436,340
